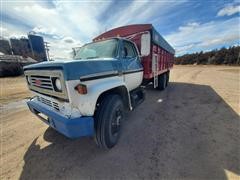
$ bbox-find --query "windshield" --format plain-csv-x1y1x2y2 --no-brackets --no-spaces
74,39,118,59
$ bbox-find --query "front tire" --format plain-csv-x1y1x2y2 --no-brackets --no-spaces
94,94,125,149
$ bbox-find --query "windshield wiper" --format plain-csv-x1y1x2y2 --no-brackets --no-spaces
86,56,99,59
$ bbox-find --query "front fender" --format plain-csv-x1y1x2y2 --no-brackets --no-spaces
66,76,128,116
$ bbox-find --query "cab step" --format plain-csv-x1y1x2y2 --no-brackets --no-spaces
130,87,145,109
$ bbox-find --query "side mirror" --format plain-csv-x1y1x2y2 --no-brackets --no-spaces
141,33,150,57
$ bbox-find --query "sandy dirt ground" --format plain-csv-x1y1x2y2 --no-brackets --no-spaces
0,77,31,105
0,65,239,180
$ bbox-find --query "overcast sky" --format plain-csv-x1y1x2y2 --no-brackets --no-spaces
1,0,240,58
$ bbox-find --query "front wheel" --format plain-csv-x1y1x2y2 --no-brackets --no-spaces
94,94,125,149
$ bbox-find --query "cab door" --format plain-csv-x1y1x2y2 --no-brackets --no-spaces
120,40,143,91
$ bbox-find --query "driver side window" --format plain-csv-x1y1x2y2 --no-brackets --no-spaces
122,41,137,59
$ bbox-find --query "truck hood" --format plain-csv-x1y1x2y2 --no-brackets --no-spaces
23,58,120,81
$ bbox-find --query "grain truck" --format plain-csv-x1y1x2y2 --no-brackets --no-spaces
24,24,175,149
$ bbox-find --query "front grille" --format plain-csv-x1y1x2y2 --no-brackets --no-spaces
30,75,54,90
37,96,60,111
52,102,60,111
24,70,68,100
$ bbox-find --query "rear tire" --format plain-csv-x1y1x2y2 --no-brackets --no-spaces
166,71,170,87
94,94,125,149
157,73,166,90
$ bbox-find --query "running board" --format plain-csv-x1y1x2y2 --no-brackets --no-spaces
130,87,145,110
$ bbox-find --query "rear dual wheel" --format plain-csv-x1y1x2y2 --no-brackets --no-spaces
157,71,169,90
94,94,125,149
157,73,166,90
166,71,170,87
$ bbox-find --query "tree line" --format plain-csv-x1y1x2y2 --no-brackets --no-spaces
174,46,240,65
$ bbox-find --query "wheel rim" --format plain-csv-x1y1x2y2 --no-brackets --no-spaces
111,108,122,136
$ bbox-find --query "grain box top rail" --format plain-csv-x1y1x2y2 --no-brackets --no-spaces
93,24,175,54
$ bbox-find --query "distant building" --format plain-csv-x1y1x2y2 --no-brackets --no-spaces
0,34,48,62
0,39,12,55
10,37,32,58
28,34,47,61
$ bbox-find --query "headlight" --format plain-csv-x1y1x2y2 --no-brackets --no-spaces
54,78,62,91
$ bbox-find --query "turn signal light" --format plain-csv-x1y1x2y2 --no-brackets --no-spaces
74,84,87,94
